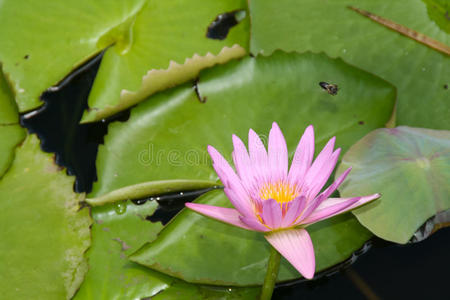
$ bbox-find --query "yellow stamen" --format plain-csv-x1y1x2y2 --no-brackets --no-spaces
259,182,298,204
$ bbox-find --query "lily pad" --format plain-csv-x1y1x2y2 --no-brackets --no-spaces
74,198,261,299
80,0,249,122
0,135,92,299
249,0,450,129
74,200,169,299
0,0,147,111
90,51,395,199
0,0,248,116
336,126,450,244
131,189,372,285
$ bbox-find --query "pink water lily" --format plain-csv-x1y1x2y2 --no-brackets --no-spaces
186,122,379,279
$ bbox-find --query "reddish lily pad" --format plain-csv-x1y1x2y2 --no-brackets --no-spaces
337,126,450,244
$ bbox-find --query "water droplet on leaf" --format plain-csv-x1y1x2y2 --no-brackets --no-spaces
114,202,127,214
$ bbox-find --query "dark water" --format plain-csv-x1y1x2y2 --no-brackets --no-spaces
20,51,449,300
274,227,450,299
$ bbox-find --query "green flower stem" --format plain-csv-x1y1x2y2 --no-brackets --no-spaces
260,245,281,300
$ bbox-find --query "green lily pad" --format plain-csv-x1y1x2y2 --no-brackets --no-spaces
0,135,92,299
336,126,450,244
75,197,261,299
80,0,249,122
0,0,147,111
0,0,247,116
90,51,395,199
74,200,170,299
131,189,372,285
249,0,450,129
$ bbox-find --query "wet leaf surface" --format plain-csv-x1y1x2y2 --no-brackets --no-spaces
337,126,450,244
0,135,92,299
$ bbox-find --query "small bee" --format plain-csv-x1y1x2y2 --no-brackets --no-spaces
319,82,338,95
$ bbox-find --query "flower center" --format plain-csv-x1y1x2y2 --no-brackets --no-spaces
258,181,298,204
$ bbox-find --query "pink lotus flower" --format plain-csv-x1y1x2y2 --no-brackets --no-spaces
186,123,379,279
